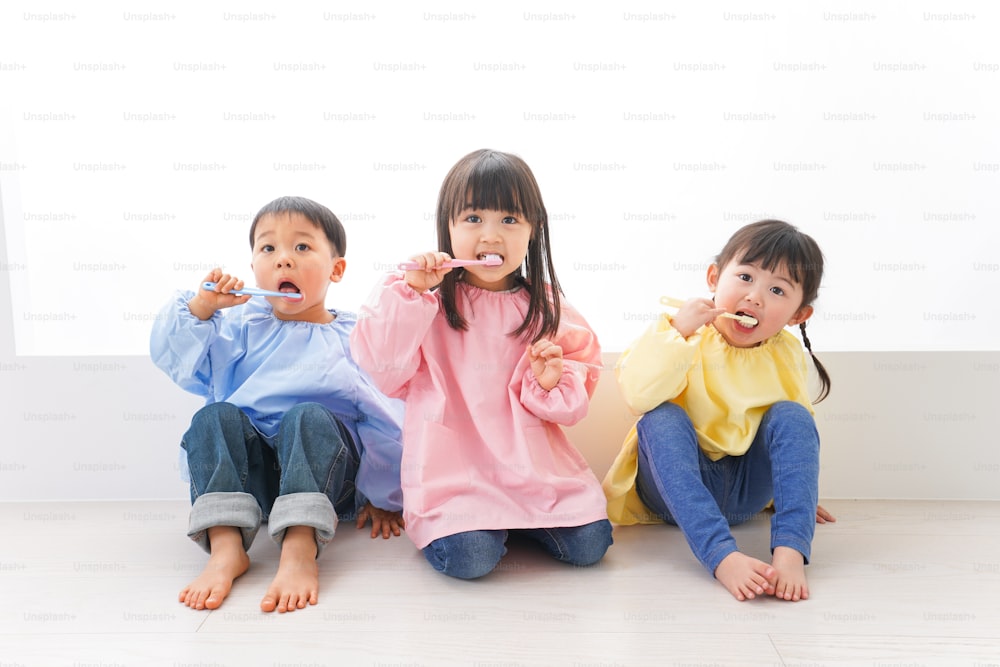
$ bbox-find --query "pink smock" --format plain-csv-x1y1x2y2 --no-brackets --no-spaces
350,274,609,549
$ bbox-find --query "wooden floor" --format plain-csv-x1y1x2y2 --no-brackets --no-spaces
3,499,999,666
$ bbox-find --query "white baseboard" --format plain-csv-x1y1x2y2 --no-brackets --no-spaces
1,352,997,501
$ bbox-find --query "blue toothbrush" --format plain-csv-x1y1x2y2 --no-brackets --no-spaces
202,281,303,300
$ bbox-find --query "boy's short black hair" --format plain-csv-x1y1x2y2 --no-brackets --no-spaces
249,196,347,257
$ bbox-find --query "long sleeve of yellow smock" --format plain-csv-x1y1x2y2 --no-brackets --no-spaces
615,314,698,415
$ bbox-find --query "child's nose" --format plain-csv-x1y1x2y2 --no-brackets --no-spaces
480,221,502,242
273,251,293,268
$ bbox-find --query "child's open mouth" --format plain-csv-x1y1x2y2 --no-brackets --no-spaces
278,281,301,298
734,311,759,328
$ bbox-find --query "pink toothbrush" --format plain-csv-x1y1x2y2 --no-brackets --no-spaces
397,254,503,271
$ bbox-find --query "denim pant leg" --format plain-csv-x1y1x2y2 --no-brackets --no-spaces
634,402,739,575
422,530,508,580
752,401,820,562
518,519,614,567
268,402,359,556
181,402,277,553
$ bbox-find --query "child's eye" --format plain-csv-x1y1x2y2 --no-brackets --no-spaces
737,273,752,282
296,243,310,252
465,214,481,223
771,286,785,296
502,216,517,224
261,245,274,253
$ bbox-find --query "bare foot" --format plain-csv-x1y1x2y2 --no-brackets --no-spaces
714,551,776,601
260,525,319,613
770,546,809,601
179,526,250,610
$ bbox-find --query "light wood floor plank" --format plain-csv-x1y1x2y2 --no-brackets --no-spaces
2,499,998,665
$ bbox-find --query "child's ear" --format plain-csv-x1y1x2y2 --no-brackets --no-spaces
329,257,347,283
706,264,720,292
788,304,813,326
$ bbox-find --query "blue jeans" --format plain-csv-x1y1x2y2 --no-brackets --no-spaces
634,401,818,575
181,401,359,555
422,520,613,579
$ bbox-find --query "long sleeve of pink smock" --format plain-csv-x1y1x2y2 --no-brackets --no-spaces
350,274,609,549
349,273,438,399
515,304,602,426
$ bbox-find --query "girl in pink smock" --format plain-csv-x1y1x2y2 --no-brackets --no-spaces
351,149,612,578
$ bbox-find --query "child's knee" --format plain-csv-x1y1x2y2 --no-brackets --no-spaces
282,402,330,426
191,401,243,425
567,520,613,566
637,402,690,439
280,403,349,451
641,401,687,424
423,531,505,579
767,401,812,421
764,402,819,446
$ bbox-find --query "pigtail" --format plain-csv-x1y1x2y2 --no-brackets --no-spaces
800,322,831,403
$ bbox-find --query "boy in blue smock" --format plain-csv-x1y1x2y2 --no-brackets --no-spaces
151,196,404,613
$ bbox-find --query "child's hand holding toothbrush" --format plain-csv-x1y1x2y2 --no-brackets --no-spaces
397,252,503,294
188,269,251,320
666,297,726,339
401,251,455,294
660,296,758,338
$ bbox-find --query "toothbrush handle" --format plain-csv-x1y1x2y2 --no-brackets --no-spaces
660,296,685,308
201,281,302,299
397,258,489,271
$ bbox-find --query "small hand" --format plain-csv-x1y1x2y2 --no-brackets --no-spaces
816,504,837,524
528,338,563,391
404,251,453,294
356,502,406,539
188,268,251,320
671,298,725,339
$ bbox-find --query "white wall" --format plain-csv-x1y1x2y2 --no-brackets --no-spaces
1,2,998,500
3,2,998,357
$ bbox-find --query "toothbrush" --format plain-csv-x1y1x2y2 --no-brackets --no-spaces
397,254,503,271
202,281,304,300
660,296,758,327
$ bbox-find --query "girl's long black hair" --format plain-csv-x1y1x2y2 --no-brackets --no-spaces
435,149,561,342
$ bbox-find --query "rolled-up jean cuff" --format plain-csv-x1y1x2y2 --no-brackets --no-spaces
188,491,262,554
268,492,338,557
772,536,812,565
705,541,740,576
